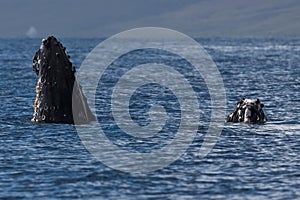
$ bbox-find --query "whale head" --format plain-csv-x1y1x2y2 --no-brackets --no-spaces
31,36,95,123
226,98,267,123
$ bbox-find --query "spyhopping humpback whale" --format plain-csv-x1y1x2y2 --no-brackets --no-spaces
226,98,267,123
31,36,95,124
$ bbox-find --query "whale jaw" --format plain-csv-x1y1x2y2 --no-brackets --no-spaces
31,36,95,124
226,98,267,124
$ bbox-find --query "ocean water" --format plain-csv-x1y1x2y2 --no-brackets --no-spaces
0,37,300,199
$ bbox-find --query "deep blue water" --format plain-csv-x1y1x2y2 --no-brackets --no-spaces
0,37,300,199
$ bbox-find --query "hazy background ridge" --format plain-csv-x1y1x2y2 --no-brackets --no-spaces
0,0,299,38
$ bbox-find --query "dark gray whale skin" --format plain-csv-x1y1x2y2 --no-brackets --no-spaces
226,98,267,123
31,36,95,124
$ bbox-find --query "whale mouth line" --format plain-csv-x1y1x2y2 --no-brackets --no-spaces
31,36,95,124
226,98,267,124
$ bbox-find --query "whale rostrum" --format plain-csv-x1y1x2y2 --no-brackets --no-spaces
226,98,267,123
31,36,95,124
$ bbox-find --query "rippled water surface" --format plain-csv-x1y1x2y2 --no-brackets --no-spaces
0,38,300,199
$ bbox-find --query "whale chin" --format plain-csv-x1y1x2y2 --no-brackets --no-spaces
31,36,95,124
244,118,251,123
226,98,267,124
